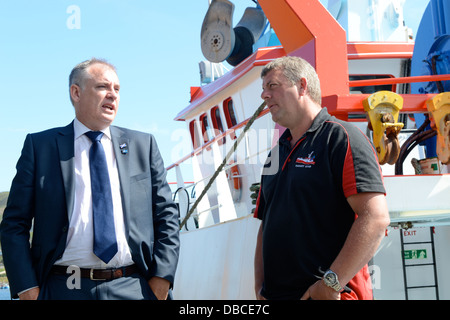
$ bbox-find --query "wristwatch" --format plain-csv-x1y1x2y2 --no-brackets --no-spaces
323,269,344,292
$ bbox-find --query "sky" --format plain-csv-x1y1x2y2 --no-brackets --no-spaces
0,0,430,192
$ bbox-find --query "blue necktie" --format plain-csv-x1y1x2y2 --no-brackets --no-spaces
85,131,118,264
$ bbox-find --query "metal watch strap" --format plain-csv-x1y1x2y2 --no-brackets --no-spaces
323,269,344,292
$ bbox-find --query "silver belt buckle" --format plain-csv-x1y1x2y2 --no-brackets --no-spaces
90,268,106,281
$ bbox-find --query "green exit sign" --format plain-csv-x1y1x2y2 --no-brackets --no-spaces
404,249,427,260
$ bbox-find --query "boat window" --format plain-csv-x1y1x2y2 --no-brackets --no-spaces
189,120,200,149
200,113,213,144
223,98,237,140
211,106,226,145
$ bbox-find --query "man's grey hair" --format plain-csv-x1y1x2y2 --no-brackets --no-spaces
69,58,117,105
261,56,322,105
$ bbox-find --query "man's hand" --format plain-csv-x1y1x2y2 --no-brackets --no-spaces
148,276,170,300
18,287,40,300
300,280,340,300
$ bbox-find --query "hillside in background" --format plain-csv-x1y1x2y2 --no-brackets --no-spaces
0,192,8,287
0,192,8,207
0,192,8,221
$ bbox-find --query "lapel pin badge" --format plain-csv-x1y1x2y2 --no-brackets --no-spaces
119,143,128,154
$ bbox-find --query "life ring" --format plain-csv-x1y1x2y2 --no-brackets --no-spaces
226,161,242,202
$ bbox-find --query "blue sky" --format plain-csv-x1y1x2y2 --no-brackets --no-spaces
0,0,429,192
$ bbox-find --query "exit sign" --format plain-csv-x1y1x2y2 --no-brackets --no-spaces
404,249,427,260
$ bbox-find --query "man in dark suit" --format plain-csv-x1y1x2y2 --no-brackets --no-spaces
0,58,180,300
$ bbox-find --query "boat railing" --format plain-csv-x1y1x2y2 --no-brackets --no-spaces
168,129,273,230
349,74,450,89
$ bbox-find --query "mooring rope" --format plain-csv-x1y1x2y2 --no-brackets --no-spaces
179,101,267,230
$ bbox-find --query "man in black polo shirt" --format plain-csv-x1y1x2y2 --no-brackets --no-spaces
253,56,390,300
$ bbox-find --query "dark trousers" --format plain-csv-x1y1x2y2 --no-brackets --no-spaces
38,272,159,300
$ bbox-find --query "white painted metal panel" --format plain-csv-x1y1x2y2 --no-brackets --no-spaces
174,215,261,299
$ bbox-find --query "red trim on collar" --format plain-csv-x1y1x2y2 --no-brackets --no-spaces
281,137,306,171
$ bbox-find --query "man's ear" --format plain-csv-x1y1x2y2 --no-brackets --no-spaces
70,84,82,103
296,78,307,96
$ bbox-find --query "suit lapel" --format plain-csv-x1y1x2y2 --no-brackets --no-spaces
56,124,131,228
57,122,75,221
110,126,131,236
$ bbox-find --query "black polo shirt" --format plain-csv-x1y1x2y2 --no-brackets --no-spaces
254,108,385,300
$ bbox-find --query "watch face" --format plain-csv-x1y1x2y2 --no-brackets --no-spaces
325,272,337,284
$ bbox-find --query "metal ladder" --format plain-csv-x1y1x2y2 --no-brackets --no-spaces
400,227,439,300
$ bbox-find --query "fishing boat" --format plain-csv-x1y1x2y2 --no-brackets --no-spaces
167,0,450,299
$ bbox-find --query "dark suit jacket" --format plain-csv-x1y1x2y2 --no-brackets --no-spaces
0,122,180,298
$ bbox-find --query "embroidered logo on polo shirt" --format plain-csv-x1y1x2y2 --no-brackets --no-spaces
296,151,315,167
